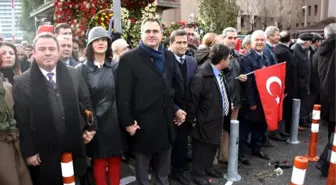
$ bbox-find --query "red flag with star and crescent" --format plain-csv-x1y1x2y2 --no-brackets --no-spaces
254,62,286,131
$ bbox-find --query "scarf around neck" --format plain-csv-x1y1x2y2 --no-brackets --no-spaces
139,41,165,73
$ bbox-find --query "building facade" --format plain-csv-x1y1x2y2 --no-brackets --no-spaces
0,0,24,43
290,0,335,29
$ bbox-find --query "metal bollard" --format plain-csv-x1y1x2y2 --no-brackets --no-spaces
224,120,241,182
287,99,301,144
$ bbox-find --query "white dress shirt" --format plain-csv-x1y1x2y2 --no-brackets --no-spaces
39,67,57,83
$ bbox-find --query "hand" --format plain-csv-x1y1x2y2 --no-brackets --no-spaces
175,109,187,126
83,130,96,144
27,154,41,166
126,121,141,136
231,103,234,110
237,74,247,82
250,105,257,111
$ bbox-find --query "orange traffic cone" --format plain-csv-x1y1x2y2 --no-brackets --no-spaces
305,104,321,162
290,156,309,185
61,153,75,185
326,127,336,185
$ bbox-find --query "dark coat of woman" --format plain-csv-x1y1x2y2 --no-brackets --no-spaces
76,60,124,158
186,61,231,145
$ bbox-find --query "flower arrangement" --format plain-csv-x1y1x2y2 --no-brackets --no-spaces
163,21,186,38
89,9,114,31
121,0,155,9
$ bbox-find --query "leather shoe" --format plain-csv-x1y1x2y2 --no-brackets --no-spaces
238,155,251,165
170,173,189,185
280,132,290,137
264,139,276,147
193,177,212,185
252,152,270,160
205,169,223,178
269,134,287,142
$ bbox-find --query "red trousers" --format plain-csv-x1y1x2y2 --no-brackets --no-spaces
93,157,121,185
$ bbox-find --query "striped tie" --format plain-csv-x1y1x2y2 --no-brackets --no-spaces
219,73,229,116
47,72,56,89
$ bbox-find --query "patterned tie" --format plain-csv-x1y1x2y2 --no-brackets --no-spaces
180,57,184,65
219,73,229,116
46,72,56,89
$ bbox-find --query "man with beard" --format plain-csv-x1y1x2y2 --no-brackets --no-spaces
14,33,96,185
16,45,31,72
313,23,336,176
169,29,197,184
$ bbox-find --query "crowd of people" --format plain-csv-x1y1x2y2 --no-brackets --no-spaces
0,17,335,185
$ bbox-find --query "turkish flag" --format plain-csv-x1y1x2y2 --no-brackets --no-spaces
254,62,286,131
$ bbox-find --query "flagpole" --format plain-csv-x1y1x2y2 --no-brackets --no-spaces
235,62,287,80
11,0,15,44
113,0,122,33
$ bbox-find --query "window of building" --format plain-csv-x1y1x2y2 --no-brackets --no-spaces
314,5,318,16
302,9,305,16
308,6,311,16
301,23,304,27
308,22,310,26
296,23,299,27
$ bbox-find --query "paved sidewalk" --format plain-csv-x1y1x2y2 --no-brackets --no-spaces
120,122,330,185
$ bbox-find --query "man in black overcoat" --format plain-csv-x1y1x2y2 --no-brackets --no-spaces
13,33,96,185
116,18,184,185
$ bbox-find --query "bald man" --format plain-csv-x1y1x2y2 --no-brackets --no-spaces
111,38,129,62
57,35,79,67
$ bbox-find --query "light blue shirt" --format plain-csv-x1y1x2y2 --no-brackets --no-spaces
210,64,228,116
63,59,70,66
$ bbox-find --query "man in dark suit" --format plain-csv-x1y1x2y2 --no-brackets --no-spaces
240,30,271,165
116,18,184,185
293,33,314,129
274,30,298,134
13,33,96,185
57,35,80,67
187,44,231,185
168,29,198,184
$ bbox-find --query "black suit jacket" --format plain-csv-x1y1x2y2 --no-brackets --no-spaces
186,61,231,145
173,55,198,111
116,46,178,154
275,43,298,98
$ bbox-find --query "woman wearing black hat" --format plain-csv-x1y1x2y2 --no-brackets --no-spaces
76,26,124,185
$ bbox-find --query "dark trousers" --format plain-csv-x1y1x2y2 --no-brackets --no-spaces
239,119,267,155
283,97,294,133
191,139,218,177
29,166,83,185
171,124,190,174
134,147,171,185
317,121,336,171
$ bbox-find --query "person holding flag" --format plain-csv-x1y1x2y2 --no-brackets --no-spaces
239,30,273,164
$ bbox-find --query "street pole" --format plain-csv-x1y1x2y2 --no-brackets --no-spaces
113,0,122,33
11,0,15,43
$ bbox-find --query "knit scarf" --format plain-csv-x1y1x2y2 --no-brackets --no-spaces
139,41,165,73
30,61,82,154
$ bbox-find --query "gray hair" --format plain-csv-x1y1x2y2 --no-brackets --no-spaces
242,35,252,48
265,26,279,37
324,23,336,39
251,30,267,41
222,27,237,37
140,17,163,33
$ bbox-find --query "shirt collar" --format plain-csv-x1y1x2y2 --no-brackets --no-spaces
174,53,185,64
210,64,221,77
39,66,57,82
63,59,70,66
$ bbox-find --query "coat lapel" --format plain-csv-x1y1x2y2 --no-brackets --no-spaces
138,48,163,77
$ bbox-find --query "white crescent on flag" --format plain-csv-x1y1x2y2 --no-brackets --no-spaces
266,76,282,104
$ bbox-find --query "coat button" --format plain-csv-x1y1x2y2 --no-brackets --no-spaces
62,117,65,120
